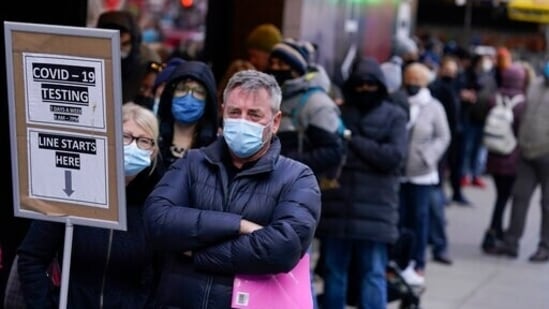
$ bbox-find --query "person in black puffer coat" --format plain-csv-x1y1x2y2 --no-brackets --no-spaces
316,57,408,308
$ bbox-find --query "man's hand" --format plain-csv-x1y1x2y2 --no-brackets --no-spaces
239,219,263,235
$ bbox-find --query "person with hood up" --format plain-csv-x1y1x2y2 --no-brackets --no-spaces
316,57,408,308
266,39,345,179
96,10,161,104
150,57,186,115
155,60,219,168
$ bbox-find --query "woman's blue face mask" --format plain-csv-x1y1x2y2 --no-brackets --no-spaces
171,94,206,124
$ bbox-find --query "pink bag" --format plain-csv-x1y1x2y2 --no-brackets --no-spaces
231,254,313,309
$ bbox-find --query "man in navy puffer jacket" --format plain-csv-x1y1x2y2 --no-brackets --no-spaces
143,70,321,308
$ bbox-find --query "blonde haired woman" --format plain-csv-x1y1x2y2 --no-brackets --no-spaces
399,62,451,285
17,103,165,308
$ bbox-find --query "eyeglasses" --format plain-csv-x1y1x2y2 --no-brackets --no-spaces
123,133,155,150
174,84,207,101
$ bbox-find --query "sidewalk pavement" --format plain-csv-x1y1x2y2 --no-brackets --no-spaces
389,176,549,309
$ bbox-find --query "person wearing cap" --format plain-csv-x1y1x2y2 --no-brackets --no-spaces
266,40,345,307
155,60,219,168
245,23,282,72
266,39,345,181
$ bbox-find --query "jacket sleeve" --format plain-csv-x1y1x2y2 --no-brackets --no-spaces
17,221,64,309
193,166,321,275
349,108,408,172
143,154,242,252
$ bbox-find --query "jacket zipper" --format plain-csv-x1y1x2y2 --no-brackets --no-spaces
201,276,214,309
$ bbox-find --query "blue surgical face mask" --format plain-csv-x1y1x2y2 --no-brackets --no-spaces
124,142,152,176
171,94,206,124
223,118,269,158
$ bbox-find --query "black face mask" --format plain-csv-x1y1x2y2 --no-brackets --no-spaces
351,91,383,112
405,85,421,96
441,76,454,83
265,69,294,86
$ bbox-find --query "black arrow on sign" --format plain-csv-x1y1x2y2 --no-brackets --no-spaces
63,170,74,196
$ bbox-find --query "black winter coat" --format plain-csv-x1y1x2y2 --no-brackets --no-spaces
317,101,408,244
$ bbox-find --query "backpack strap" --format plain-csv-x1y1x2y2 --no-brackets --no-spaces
495,93,503,106
292,86,325,154
506,94,525,109
497,93,524,109
291,86,325,126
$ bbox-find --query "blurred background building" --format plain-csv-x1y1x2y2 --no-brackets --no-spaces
80,0,549,82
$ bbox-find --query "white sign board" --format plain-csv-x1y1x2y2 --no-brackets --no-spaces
23,53,107,130
5,21,126,230
27,128,108,207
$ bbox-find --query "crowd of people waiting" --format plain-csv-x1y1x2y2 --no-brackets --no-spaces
2,8,549,309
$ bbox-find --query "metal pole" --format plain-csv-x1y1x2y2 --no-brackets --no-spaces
58,219,74,309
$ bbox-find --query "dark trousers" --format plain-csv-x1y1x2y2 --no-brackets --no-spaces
489,174,516,238
429,184,449,257
399,182,432,270
505,156,549,250
462,122,486,178
448,135,466,199
321,238,388,309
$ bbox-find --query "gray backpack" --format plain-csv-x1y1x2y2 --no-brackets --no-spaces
482,93,524,155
